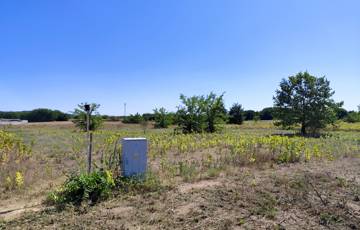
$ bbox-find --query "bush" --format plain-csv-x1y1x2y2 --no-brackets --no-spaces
47,170,115,207
154,108,172,128
244,110,256,121
142,113,155,121
259,107,275,120
122,113,144,124
47,171,163,208
345,112,360,123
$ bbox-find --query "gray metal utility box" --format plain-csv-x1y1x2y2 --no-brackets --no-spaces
121,138,148,177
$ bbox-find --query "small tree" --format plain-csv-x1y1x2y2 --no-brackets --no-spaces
273,72,342,135
176,94,206,134
204,92,227,133
72,103,103,131
229,103,244,125
176,92,226,134
154,107,171,128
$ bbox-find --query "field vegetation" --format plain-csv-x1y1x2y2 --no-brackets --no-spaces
0,119,359,229
1,73,360,229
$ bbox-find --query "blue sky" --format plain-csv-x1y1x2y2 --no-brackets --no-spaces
0,0,359,115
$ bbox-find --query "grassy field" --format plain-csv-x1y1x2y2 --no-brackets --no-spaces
1,121,360,229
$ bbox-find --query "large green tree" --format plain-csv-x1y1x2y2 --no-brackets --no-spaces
273,72,342,135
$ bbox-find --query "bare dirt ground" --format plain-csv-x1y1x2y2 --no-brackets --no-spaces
2,157,360,230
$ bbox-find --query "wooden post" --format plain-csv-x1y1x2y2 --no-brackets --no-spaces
88,132,93,174
85,106,92,174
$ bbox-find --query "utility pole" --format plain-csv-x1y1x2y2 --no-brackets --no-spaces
124,103,127,117
84,104,92,174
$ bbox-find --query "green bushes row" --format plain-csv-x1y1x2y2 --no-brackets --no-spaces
344,112,360,123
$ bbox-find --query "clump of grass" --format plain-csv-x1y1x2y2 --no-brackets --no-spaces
115,172,163,195
205,166,222,179
251,191,278,219
319,212,343,226
335,177,348,188
178,161,198,182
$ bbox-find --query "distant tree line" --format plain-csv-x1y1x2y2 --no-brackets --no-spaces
3,72,359,133
121,101,358,129
0,109,70,122
1,104,357,126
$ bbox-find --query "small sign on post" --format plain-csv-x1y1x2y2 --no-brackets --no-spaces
121,138,148,178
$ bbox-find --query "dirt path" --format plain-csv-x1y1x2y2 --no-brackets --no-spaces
0,177,65,222
0,203,42,221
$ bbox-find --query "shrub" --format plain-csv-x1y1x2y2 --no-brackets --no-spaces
47,170,115,207
345,112,360,123
122,113,144,124
259,107,275,120
142,113,155,121
244,110,256,120
154,107,171,128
